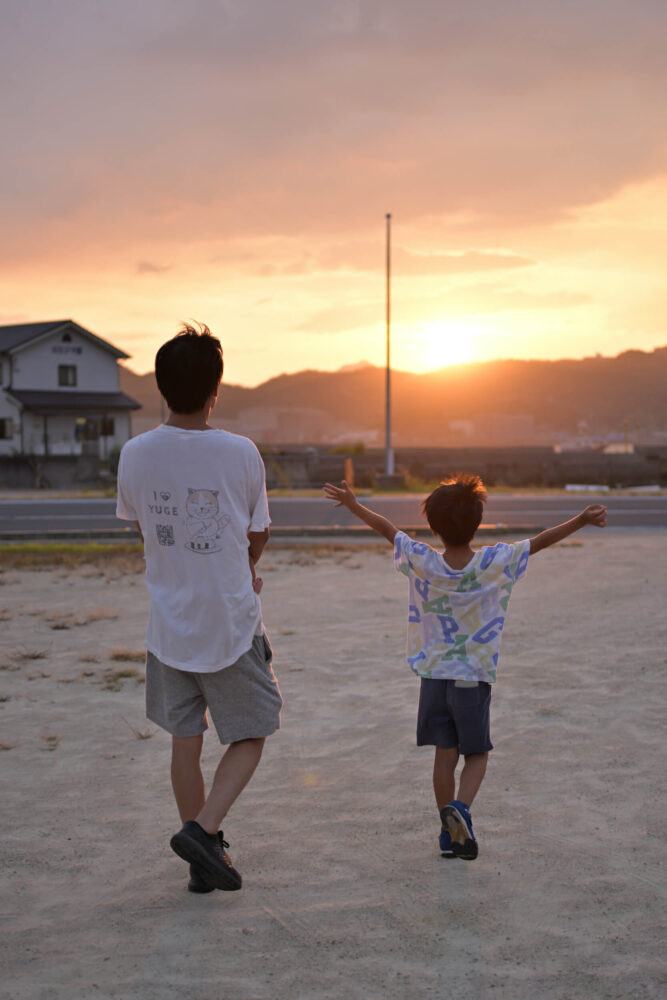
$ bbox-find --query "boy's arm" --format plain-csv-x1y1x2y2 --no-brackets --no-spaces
249,553,263,594
248,528,269,594
248,528,270,565
529,504,607,555
134,521,144,544
323,480,398,544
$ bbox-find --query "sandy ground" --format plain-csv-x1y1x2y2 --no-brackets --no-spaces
1,531,665,1000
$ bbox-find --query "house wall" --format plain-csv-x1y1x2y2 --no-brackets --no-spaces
19,411,132,458
0,358,20,454
0,327,136,459
0,412,21,455
10,329,120,392
107,414,131,457
0,357,16,417
22,411,48,455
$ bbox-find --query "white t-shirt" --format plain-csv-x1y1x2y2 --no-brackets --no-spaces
394,531,530,683
116,425,270,672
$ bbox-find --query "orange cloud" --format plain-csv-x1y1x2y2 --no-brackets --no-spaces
1,2,666,383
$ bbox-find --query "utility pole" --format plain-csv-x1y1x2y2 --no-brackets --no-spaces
385,212,394,476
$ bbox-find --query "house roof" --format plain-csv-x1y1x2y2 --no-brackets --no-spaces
6,390,141,413
0,320,130,359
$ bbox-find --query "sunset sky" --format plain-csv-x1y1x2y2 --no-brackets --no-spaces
2,0,666,385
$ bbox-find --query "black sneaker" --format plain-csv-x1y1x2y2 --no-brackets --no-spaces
188,863,215,894
170,821,242,891
187,833,235,893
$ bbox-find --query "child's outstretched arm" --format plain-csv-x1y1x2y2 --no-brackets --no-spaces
529,504,607,555
323,480,398,544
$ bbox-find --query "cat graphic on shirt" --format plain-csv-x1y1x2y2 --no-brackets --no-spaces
184,488,230,553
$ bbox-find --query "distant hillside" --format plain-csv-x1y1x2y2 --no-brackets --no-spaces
120,345,667,443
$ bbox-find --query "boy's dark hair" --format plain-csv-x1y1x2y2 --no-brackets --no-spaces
155,322,223,414
421,473,488,546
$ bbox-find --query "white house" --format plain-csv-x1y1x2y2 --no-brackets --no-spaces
0,320,140,458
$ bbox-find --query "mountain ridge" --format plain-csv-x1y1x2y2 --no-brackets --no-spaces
120,345,667,442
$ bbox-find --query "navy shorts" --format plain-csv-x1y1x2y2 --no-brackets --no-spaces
416,678,493,755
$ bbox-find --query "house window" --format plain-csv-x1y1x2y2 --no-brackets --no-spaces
100,417,115,436
0,418,13,439
62,332,72,342
58,364,77,386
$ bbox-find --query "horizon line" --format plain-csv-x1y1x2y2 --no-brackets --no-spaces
120,342,667,389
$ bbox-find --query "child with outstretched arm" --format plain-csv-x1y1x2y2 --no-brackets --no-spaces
323,475,606,861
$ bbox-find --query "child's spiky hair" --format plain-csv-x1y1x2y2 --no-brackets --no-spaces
421,473,488,546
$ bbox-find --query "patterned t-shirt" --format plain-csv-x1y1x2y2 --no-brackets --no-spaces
394,531,530,683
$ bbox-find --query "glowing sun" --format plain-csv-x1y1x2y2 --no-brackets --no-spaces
411,320,479,370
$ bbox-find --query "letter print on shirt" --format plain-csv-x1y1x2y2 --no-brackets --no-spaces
147,489,179,517
184,488,231,554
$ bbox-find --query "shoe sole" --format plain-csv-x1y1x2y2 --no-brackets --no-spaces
440,805,478,861
170,831,242,891
439,836,456,859
188,864,216,894
188,879,216,894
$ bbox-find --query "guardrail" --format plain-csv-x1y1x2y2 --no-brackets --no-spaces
0,522,540,543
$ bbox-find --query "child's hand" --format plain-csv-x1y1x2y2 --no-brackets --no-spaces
323,480,357,509
581,504,607,527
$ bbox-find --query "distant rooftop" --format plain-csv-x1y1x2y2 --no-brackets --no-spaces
6,389,141,412
0,320,130,359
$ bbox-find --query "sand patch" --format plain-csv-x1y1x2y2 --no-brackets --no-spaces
1,533,665,999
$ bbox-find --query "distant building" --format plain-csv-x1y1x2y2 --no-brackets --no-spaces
602,442,635,455
471,413,536,443
210,405,337,444
0,320,140,458
447,419,476,439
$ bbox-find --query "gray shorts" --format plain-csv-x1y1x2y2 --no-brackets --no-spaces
145,633,282,744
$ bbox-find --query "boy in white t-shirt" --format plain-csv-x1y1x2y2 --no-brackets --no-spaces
116,323,282,893
324,475,606,860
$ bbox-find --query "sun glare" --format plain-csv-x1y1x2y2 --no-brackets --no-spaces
411,321,480,370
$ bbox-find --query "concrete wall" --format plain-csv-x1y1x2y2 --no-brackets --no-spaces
261,445,667,489
0,455,100,489
355,446,667,488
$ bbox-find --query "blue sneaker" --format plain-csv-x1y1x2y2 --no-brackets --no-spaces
439,827,455,858
440,800,478,860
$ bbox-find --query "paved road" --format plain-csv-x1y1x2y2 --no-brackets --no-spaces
0,494,665,538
